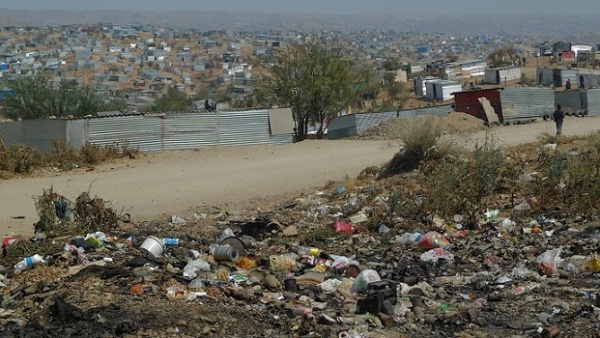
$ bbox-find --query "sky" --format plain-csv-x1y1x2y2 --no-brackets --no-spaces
0,0,597,15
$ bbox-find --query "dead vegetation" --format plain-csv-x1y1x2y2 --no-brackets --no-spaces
0,137,139,179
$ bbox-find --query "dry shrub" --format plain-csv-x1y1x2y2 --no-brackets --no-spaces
1,139,139,178
33,186,121,235
0,136,40,176
379,116,455,177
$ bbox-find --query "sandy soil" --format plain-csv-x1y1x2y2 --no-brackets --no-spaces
1,116,598,236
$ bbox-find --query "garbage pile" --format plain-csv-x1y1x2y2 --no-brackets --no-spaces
2,185,600,338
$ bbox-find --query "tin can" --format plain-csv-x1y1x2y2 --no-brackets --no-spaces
163,238,180,246
213,245,239,262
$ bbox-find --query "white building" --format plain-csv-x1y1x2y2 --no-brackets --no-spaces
426,80,462,101
414,76,441,97
484,66,522,85
572,44,593,57
442,59,487,80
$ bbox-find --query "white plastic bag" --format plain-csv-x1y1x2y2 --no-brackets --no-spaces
319,278,342,293
183,259,211,278
537,247,563,276
420,248,454,263
350,269,381,293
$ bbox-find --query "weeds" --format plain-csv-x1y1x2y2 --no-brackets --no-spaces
379,116,453,178
0,139,139,178
418,133,504,226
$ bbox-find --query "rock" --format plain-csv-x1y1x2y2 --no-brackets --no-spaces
264,274,282,291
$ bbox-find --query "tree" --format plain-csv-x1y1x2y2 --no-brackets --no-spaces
1,73,112,119
382,72,409,113
147,87,191,112
487,45,519,67
254,43,370,140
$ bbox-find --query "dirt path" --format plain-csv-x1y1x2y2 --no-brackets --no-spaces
1,117,598,236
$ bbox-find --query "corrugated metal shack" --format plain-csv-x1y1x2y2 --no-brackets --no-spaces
453,88,503,123
555,90,587,115
0,108,294,153
327,105,453,140
500,87,555,121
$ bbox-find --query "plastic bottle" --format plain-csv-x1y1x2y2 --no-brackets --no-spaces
434,275,473,286
14,254,45,271
298,246,321,257
510,283,540,296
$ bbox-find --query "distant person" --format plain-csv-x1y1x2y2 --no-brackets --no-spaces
565,79,572,90
553,104,565,137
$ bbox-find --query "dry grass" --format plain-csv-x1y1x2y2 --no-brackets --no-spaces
0,138,140,179
357,112,485,141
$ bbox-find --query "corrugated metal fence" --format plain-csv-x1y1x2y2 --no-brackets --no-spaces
500,87,555,120
587,89,600,116
0,109,293,153
328,105,453,139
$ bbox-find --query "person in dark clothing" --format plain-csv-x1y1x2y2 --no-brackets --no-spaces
553,104,565,137
565,79,572,90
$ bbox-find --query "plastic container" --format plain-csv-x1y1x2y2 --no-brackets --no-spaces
213,245,239,262
298,246,321,257
269,254,298,273
14,254,45,271
140,236,166,257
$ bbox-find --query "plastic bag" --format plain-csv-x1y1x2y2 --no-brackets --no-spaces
417,232,450,250
511,262,531,277
394,232,422,245
536,248,563,276
587,255,600,273
269,254,298,273
350,269,381,293
183,259,211,278
319,278,342,293
420,248,454,263
334,220,354,234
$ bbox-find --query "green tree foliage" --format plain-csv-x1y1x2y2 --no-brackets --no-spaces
383,72,409,112
1,73,115,119
254,43,371,140
147,87,191,112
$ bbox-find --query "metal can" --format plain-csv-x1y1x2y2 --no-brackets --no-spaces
163,238,180,246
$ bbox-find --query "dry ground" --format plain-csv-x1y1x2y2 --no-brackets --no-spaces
1,115,598,237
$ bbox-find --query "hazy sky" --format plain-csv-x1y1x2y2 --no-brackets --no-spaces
0,0,598,15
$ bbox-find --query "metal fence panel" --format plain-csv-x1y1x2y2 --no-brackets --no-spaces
162,112,219,151
587,88,600,116
555,90,584,113
66,119,87,150
327,114,357,139
22,119,67,152
500,87,555,120
0,121,24,145
87,115,163,152
354,105,453,136
218,109,292,146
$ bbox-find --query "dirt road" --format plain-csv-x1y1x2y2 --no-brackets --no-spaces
1,117,598,236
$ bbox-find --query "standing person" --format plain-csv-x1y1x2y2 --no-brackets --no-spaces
565,79,572,90
553,104,565,137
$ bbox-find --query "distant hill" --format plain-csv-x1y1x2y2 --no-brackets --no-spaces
0,8,598,42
